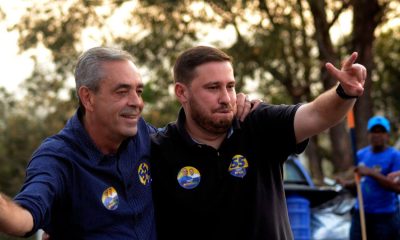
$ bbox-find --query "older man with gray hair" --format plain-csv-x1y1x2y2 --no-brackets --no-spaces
0,47,156,239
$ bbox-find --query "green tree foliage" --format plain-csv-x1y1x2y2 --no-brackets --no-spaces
0,54,78,199
374,26,400,141
1,0,399,197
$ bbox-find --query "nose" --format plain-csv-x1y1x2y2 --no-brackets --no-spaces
219,88,231,104
128,91,143,107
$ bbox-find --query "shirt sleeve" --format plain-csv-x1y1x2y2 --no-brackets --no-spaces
247,103,308,155
14,154,68,236
391,149,400,172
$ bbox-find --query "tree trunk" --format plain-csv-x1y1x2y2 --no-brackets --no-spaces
351,0,383,149
308,0,353,173
329,122,354,171
306,136,324,185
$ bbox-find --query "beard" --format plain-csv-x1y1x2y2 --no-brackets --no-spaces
188,96,234,134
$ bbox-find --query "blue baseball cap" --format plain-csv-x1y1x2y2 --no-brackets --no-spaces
367,116,390,132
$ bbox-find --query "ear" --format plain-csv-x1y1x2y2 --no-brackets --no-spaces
78,86,95,112
175,83,189,104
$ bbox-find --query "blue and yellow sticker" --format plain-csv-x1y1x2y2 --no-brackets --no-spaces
228,154,248,178
101,187,119,210
138,162,151,186
177,166,201,189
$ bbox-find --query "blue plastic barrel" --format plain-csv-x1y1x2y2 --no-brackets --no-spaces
286,195,311,240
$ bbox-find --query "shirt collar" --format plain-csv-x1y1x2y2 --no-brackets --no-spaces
70,108,130,164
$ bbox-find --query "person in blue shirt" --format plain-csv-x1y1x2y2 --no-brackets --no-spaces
0,46,255,239
0,46,157,239
339,116,400,240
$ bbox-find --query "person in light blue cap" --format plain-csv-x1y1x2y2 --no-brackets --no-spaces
367,115,391,133
339,115,400,240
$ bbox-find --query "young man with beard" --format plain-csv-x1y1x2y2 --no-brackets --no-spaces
150,46,367,240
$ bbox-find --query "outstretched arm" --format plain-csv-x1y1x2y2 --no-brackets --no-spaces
0,193,33,236
294,52,366,143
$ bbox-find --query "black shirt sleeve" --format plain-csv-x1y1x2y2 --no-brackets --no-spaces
242,103,308,160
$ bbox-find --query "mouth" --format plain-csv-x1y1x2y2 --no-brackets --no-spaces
120,107,141,119
215,108,232,114
120,113,140,121
214,104,233,113
121,114,138,118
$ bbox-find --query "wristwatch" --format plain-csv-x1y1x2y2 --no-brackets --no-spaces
336,84,358,99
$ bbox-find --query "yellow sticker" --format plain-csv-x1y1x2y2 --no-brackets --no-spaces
138,162,151,186
228,155,248,178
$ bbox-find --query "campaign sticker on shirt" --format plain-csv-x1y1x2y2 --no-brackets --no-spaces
101,187,119,210
228,154,249,178
177,166,201,189
138,162,151,186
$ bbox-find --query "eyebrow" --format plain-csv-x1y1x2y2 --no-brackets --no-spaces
205,80,235,85
113,82,144,91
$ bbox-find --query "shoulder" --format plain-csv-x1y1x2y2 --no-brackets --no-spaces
139,117,153,130
357,146,371,155
34,112,84,158
241,103,301,135
245,103,301,124
254,103,301,115
386,147,400,159
34,134,70,157
29,136,73,169
149,123,180,168
29,125,85,171
151,122,178,146
135,118,154,139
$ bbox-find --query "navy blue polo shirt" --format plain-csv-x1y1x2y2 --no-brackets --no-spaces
14,109,157,239
151,104,307,240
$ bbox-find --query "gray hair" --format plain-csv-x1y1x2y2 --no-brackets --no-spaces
74,46,135,107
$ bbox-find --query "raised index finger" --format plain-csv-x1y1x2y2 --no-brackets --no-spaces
342,52,358,70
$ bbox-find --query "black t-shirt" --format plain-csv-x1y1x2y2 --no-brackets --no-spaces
151,103,307,240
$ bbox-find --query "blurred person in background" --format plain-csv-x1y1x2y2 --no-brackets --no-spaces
338,116,400,240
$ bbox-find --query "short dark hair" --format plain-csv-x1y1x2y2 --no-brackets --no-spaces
173,46,232,85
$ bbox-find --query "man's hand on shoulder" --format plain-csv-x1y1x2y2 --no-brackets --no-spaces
236,93,264,122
